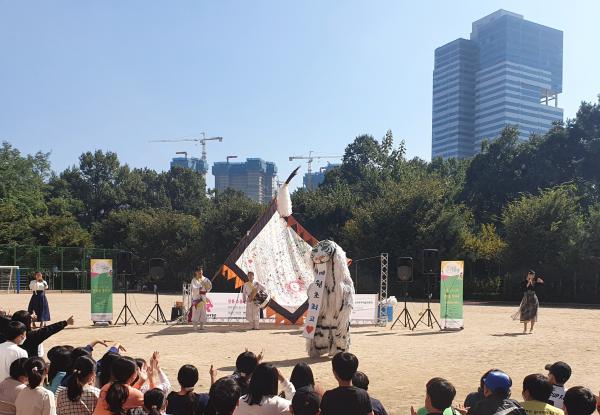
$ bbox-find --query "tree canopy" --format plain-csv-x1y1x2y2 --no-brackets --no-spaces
2,95,600,300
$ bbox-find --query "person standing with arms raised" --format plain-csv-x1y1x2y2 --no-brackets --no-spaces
512,270,544,334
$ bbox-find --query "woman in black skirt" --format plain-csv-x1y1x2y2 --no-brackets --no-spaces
28,271,50,327
512,270,544,333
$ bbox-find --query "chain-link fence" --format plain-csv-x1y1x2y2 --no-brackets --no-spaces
353,256,600,304
0,245,134,292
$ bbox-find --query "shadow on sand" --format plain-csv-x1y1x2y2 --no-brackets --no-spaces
491,332,531,337
143,323,253,338
218,355,330,371
398,330,460,337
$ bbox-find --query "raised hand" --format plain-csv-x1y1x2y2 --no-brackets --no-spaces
151,351,160,370
454,403,468,415
66,316,75,325
209,365,218,384
113,343,127,352
276,368,285,383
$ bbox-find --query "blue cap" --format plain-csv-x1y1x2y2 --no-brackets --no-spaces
484,371,512,392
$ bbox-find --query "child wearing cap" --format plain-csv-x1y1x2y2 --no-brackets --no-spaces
520,374,563,415
545,362,571,410
466,370,526,415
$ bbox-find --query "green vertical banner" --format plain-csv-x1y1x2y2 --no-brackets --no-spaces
440,260,464,329
90,259,113,323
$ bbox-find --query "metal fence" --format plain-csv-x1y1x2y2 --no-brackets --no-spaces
0,245,134,292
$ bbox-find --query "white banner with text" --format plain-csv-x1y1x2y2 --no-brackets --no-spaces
199,293,378,325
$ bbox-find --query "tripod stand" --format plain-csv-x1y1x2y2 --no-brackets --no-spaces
390,282,416,330
144,285,168,324
412,275,441,330
115,276,138,326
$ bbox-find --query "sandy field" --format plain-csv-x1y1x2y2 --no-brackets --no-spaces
1,292,599,415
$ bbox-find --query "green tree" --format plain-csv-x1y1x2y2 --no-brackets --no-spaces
0,142,49,217
0,201,34,245
463,223,507,263
60,150,126,224
461,127,522,222
199,189,263,275
29,215,92,247
325,131,405,197
119,168,171,211
162,167,208,215
291,183,358,241
46,174,86,217
502,185,582,272
93,208,203,286
581,205,600,261
343,172,472,261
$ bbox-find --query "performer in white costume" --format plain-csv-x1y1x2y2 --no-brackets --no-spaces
306,240,355,357
190,266,212,331
243,271,268,330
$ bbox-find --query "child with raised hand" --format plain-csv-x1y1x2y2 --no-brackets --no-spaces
137,352,172,394
94,356,144,415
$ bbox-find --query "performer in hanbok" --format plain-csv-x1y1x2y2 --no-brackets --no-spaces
243,272,268,330
512,270,544,333
28,272,50,328
189,266,212,331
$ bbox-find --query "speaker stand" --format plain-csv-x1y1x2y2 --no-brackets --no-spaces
412,276,441,330
143,290,168,324
115,281,138,326
390,284,416,330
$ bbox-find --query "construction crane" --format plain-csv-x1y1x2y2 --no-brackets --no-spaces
289,151,342,190
149,133,223,174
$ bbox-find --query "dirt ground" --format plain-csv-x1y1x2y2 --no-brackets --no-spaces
1,292,598,415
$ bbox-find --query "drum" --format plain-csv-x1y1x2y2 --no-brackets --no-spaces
253,290,271,309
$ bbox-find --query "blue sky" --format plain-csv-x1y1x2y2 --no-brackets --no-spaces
1,1,598,189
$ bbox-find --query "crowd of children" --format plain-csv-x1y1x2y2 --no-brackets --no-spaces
1,309,599,415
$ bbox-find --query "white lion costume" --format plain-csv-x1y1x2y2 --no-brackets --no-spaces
306,240,355,357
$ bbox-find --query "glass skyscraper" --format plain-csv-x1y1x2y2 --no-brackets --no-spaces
432,10,563,159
